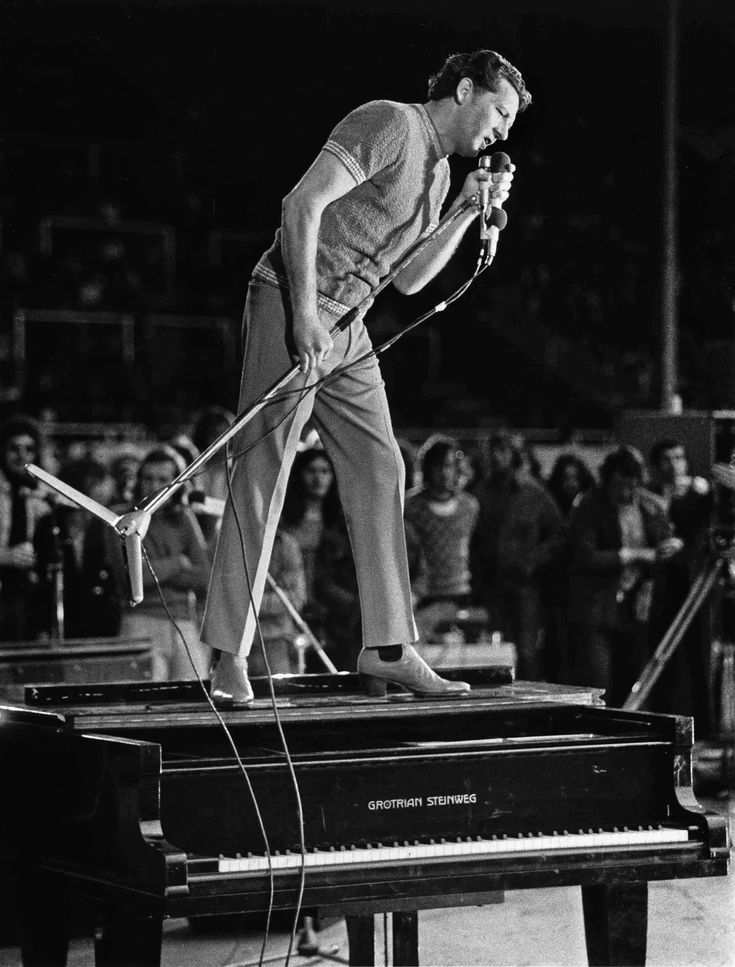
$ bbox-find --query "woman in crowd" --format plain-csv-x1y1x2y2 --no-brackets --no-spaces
547,453,595,519
280,446,342,609
542,452,595,680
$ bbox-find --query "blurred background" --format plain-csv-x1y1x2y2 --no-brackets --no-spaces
0,0,733,439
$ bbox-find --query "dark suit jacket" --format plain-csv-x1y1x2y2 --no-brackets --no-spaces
568,486,673,631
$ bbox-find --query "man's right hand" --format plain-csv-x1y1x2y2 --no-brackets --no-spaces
292,312,334,373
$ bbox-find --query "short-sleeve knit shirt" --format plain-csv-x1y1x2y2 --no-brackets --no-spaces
252,100,451,316
404,489,479,600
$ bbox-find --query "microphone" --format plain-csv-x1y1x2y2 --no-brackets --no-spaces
478,151,511,252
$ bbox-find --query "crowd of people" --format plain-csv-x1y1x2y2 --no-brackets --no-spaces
0,409,718,735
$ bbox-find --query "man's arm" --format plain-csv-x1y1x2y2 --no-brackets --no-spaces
281,150,357,373
392,166,514,295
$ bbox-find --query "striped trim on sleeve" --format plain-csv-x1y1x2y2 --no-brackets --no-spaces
323,139,367,186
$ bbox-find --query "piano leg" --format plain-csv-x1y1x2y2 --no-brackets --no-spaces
392,911,419,966
346,914,375,966
94,911,164,967
18,868,70,967
581,881,648,966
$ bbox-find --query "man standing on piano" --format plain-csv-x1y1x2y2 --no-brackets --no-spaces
201,49,532,705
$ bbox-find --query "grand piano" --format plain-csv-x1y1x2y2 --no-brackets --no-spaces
0,667,729,966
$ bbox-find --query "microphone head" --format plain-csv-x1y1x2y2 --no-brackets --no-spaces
491,151,511,172
487,207,508,231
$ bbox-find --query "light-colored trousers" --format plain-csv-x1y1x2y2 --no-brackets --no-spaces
200,282,417,658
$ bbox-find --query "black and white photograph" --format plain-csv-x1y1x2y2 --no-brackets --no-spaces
0,1,734,964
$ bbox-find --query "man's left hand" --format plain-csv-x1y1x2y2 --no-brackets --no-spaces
460,163,515,210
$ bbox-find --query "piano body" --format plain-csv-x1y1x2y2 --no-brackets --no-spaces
0,669,729,967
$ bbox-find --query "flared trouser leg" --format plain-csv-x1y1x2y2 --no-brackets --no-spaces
200,283,416,657
309,340,417,648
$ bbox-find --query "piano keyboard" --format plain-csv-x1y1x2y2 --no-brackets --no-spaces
217,826,691,873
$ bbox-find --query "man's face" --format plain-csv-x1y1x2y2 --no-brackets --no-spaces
657,446,687,484
139,460,177,501
489,442,514,475
427,452,461,496
455,77,519,157
607,471,640,507
3,434,38,478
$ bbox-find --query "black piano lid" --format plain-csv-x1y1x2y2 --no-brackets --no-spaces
0,669,609,733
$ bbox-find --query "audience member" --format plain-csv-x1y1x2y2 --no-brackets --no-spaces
280,446,342,611
567,445,683,706
647,438,713,733
0,415,50,641
34,457,120,638
471,430,563,679
547,453,595,519
405,435,479,641
104,445,211,680
542,452,595,682
109,446,141,506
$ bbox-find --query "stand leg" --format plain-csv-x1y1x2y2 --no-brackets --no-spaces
582,882,648,966
392,910,419,966
345,915,375,967
94,911,163,967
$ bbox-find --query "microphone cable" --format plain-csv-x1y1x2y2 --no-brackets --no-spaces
223,443,309,967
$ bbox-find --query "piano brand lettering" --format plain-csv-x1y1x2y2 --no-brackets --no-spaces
368,793,477,810
426,794,477,807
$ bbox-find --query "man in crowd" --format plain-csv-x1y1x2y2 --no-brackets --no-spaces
471,430,563,680
405,435,479,641
201,49,531,704
568,446,683,707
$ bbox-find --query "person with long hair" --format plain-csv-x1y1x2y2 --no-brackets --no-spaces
547,453,595,519
280,446,342,602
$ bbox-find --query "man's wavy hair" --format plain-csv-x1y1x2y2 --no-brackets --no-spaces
428,49,532,112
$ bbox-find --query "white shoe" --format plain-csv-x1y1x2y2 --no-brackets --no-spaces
357,645,470,698
210,653,254,706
